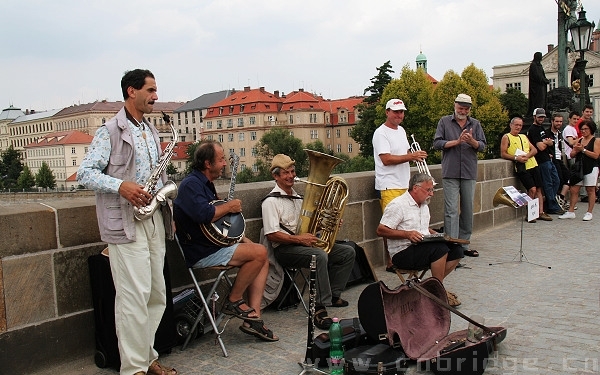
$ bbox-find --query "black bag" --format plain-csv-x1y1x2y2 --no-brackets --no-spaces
344,344,408,375
569,156,584,185
88,251,176,369
514,161,526,174
336,240,377,287
311,317,372,368
270,269,302,310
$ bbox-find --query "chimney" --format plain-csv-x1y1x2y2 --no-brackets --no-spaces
259,87,265,92
299,88,304,92
274,90,279,98
25,109,30,115
244,86,250,92
547,44,554,53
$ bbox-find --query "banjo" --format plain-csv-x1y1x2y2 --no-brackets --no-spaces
201,152,246,246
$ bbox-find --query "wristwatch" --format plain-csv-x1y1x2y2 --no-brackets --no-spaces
583,149,587,154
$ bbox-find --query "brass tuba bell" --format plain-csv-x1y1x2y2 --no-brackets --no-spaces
492,187,518,208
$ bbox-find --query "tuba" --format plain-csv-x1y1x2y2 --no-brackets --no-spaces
134,112,179,220
296,149,349,253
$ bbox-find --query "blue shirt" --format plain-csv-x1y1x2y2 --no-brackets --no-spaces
173,170,221,266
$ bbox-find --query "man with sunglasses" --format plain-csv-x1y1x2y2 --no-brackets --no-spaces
377,173,463,306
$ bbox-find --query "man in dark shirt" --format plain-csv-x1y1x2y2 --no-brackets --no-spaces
174,140,278,342
527,108,563,217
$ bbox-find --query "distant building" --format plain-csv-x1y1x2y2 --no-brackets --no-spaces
0,105,25,152
173,90,234,143
492,44,600,121
202,86,364,175
24,130,93,190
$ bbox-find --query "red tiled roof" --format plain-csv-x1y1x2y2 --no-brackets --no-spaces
204,87,282,118
161,141,193,160
281,90,321,111
66,172,78,182
54,101,184,117
24,130,94,148
426,73,438,84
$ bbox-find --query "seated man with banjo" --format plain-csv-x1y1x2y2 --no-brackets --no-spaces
173,140,278,342
376,173,464,306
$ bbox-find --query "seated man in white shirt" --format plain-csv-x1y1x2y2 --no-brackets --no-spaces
376,173,463,306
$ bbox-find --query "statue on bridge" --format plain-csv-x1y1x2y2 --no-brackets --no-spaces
528,51,550,115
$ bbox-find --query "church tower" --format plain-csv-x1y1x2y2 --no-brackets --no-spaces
416,50,427,72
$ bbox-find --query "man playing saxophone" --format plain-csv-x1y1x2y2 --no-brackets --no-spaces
77,69,177,375
262,154,355,330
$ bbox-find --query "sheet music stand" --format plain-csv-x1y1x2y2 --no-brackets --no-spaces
488,187,551,269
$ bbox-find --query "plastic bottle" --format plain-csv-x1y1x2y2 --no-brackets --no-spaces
329,317,344,375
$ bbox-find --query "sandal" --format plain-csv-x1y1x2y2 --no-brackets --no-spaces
446,291,461,307
464,249,479,257
313,306,333,330
222,298,261,321
239,319,279,342
148,360,177,375
330,297,349,307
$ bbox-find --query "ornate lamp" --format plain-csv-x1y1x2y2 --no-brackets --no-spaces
569,7,596,112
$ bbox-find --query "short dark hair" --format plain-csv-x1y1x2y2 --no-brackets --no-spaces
580,119,597,134
121,69,155,100
583,104,594,112
552,113,563,121
569,110,581,119
191,140,221,171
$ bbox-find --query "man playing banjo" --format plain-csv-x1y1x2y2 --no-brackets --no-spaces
173,140,278,342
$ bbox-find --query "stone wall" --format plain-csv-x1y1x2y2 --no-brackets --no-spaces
0,159,520,374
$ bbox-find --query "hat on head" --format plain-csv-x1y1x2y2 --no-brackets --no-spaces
533,108,546,117
270,154,295,172
385,99,407,111
454,93,472,107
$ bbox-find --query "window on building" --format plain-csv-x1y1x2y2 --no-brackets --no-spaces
252,147,257,156
250,131,257,141
207,135,214,141
327,144,332,151
237,118,244,127
548,78,556,91
227,119,233,128
310,113,317,123
71,147,76,154
336,129,341,138
218,134,223,142
228,133,234,142
588,74,594,87
217,120,222,129
240,164,246,170
348,129,352,136
337,144,342,153
348,143,353,153
239,148,246,156
252,164,258,173
250,116,256,125
239,133,245,141
289,115,294,124
327,129,331,138
206,121,213,129
310,130,318,139
229,148,235,155
72,159,77,166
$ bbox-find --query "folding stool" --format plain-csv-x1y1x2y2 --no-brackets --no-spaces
394,267,429,284
174,234,235,357
276,267,309,314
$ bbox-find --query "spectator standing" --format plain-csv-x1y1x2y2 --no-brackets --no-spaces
563,111,581,167
527,108,562,216
548,113,570,210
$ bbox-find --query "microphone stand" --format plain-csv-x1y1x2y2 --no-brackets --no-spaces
298,255,328,375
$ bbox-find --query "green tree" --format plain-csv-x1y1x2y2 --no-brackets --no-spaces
332,154,375,174
35,162,56,190
500,88,528,118
17,165,35,190
184,142,199,175
255,127,307,176
166,163,178,177
0,145,24,189
350,61,394,157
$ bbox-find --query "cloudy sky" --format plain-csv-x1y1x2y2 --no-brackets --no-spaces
1,0,599,112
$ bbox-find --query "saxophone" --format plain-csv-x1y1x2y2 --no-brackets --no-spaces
134,112,179,221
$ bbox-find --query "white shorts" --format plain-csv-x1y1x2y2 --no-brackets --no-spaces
577,166,599,187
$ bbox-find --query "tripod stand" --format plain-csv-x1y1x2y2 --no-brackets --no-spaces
489,205,551,269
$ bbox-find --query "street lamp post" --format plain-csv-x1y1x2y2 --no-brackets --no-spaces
568,7,596,113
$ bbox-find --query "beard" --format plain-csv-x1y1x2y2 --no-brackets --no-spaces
455,113,468,120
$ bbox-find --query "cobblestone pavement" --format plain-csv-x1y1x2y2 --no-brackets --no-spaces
33,209,600,375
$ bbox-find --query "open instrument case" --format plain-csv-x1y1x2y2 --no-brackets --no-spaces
355,278,507,375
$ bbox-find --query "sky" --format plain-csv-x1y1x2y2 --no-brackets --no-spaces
1,0,599,112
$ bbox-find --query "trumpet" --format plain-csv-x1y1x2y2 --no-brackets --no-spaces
409,134,434,180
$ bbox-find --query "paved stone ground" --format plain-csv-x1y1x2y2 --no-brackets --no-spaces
32,208,600,375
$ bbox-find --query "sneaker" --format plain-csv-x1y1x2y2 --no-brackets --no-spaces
539,212,553,221
555,195,566,210
582,212,593,221
558,211,576,219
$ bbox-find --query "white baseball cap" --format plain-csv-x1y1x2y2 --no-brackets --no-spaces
385,99,407,111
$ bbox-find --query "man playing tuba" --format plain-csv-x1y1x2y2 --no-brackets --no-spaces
261,154,355,330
